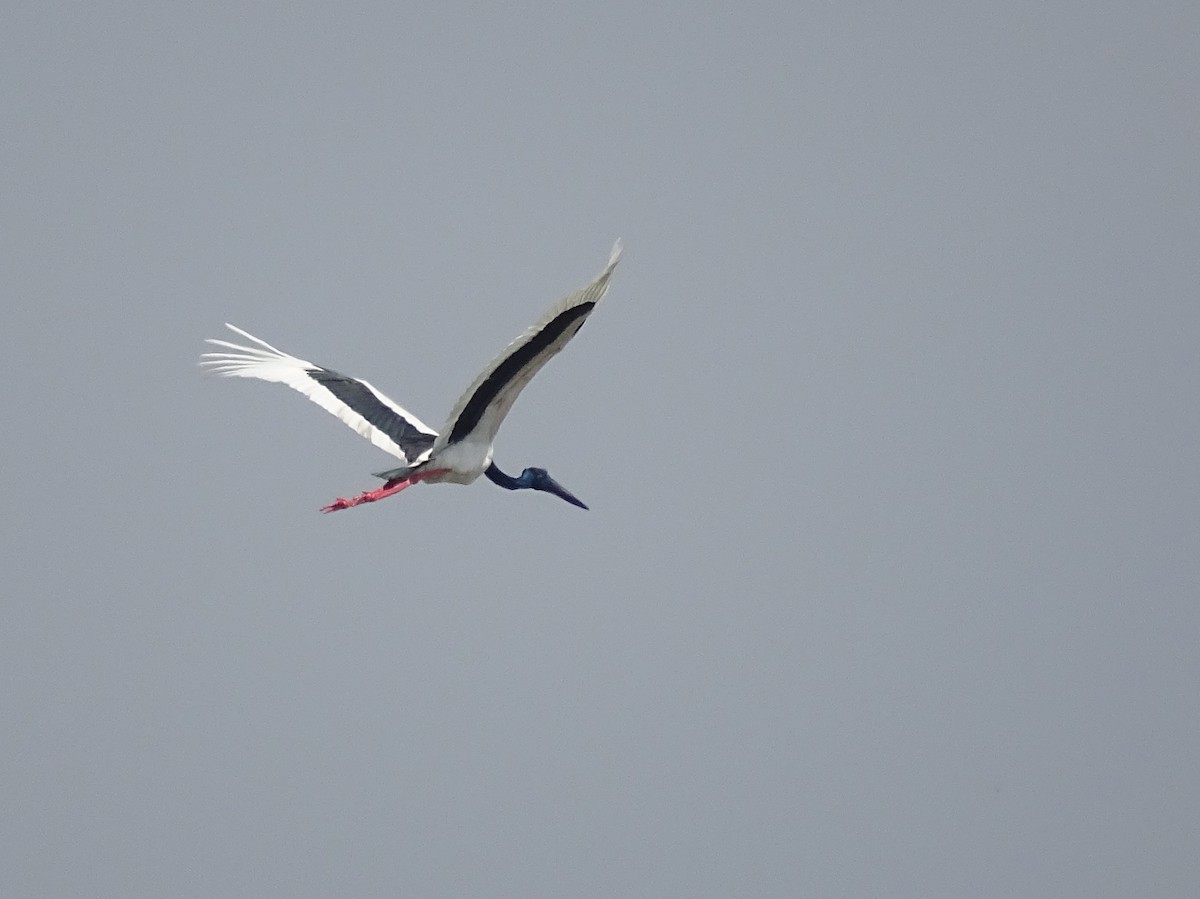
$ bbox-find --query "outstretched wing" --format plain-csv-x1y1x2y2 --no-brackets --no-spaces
200,324,438,465
434,239,622,453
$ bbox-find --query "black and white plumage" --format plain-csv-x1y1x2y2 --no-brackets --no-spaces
200,240,622,512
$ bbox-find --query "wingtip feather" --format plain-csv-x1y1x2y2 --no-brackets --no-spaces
221,323,288,355
608,239,623,269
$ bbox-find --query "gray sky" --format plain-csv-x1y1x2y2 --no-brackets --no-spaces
3,2,1198,896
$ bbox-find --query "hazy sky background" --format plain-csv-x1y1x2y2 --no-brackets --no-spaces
3,2,1198,896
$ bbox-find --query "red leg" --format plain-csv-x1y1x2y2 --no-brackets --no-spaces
321,468,452,513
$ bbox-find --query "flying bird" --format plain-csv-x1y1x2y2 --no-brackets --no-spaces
201,240,622,513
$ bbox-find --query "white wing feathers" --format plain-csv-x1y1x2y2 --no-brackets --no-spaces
200,324,437,463
202,240,622,468
434,239,623,452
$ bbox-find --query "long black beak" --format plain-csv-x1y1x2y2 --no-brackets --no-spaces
538,474,589,510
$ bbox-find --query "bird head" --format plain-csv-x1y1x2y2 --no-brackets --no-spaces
518,467,589,510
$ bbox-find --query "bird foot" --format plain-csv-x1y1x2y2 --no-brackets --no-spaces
320,495,360,513
321,481,408,513
319,468,451,513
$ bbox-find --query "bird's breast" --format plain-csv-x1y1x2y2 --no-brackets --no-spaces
425,440,493,485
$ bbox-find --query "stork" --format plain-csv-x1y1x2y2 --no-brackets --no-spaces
201,240,622,513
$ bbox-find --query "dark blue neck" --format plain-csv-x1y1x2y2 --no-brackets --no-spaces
484,462,524,490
